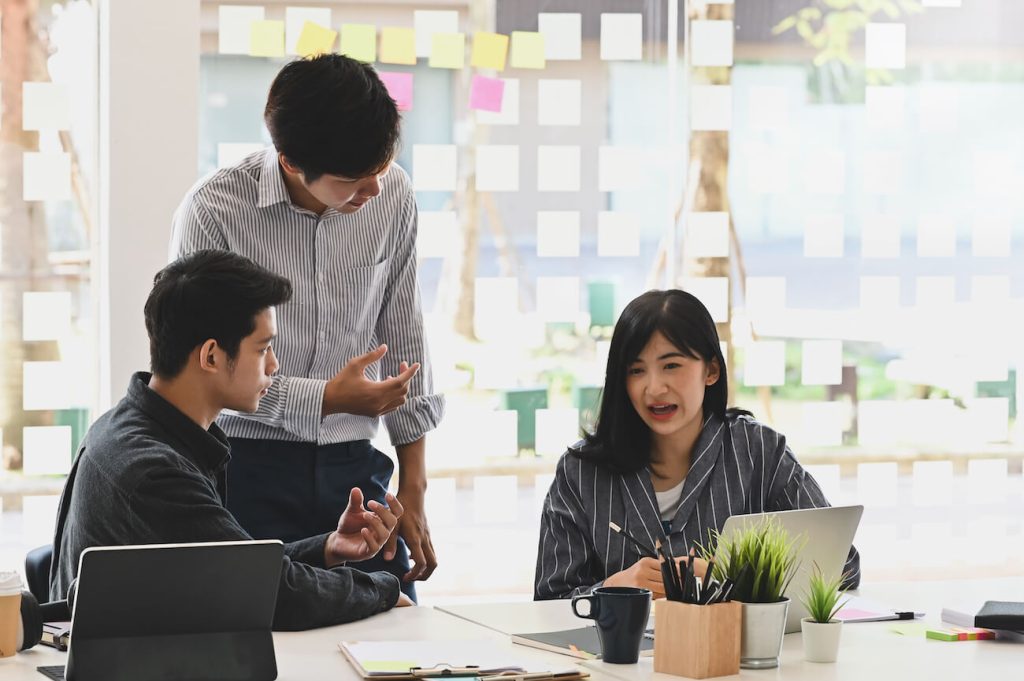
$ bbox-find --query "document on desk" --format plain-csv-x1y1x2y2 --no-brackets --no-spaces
339,640,589,680
834,596,924,623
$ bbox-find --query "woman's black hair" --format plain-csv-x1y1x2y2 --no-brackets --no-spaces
577,289,749,473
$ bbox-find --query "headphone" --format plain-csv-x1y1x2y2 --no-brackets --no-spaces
15,580,75,652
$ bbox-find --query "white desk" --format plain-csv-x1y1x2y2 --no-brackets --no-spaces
2,579,1022,680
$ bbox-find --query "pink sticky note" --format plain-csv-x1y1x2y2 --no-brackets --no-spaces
469,75,505,113
379,71,413,111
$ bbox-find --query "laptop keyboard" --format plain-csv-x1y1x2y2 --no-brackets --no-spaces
36,666,65,681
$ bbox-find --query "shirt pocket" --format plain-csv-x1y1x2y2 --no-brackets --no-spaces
332,258,391,343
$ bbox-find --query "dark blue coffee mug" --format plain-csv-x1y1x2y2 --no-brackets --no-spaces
571,586,651,664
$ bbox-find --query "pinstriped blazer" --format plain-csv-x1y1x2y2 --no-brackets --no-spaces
534,413,861,599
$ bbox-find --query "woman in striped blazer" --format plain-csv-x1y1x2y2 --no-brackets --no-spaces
534,289,860,600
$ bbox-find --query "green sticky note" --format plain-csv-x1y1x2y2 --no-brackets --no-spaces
510,31,545,69
926,629,960,641
362,660,419,673
430,33,465,69
250,20,285,58
889,622,928,637
340,24,377,63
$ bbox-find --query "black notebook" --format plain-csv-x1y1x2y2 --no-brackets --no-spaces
511,626,654,659
975,601,1024,631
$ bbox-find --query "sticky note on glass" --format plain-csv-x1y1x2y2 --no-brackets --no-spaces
746,146,789,194
743,341,786,387
414,10,458,58
380,27,416,65
469,75,504,113
412,144,456,191
690,84,732,131
917,214,956,258
537,211,581,258
801,403,845,447
23,82,71,131
23,151,71,202
865,23,906,69
535,408,580,457
802,340,843,386
803,149,845,195
537,276,580,322
691,20,733,67
430,33,465,69
23,291,72,341
682,277,729,323
745,276,786,313
471,32,509,71
250,20,285,57
859,276,900,310
598,211,640,257
474,277,518,341
748,86,788,130
537,145,580,192
339,24,376,62
863,151,903,195
538,13,581,60
537,79,581,126
916,276,955,308
476,78,518,125
475,145,519,192
295,21,337,56
600,14,642,61
23,426,73,476
417,211,459,259
599,146,646,191
865,86,905,129
219,5,265,55
510,31,545,69
24,362,87,410
379,71,413,111
687,212,729,258
860,213,901,258
804,214,844,258
971,216,1011,257
285,7,331,55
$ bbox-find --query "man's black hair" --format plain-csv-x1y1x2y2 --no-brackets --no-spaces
264,53,400,182
144,249,292,378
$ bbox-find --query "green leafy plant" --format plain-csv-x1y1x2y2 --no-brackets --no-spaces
701,517,806,603
800,563,850,623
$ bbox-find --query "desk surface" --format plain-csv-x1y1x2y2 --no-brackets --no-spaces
2,579,1022,680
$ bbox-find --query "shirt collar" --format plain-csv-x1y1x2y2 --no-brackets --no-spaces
256,147,290,208
126,372,231,475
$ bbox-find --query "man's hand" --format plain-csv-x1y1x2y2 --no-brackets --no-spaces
604,557,667,599
324,488,404,567
382,489,437,582
322,344,420,417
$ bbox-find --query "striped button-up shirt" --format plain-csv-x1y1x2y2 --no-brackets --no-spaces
170,148,444,446
534,413,861,599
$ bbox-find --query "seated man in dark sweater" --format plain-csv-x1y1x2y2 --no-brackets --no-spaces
50,249,412,629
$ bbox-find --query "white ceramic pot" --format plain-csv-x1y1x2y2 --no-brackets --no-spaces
739,599,789,669
800,617,842,663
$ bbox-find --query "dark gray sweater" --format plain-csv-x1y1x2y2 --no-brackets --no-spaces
50,372,400,630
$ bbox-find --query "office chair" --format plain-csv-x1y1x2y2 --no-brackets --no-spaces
25,544,53,602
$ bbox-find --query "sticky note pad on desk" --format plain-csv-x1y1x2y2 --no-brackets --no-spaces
926,626,995,641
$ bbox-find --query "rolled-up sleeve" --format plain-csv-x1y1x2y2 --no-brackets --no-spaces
534,454,600,600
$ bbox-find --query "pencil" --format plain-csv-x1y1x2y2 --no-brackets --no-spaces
608,522,658,558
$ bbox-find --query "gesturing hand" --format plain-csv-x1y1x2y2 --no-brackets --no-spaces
323,344,420,417
324,488,404,566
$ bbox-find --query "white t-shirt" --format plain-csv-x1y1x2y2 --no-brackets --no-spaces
654,478,686,521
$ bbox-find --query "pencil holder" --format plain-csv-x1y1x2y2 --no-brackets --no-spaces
653,600,741,679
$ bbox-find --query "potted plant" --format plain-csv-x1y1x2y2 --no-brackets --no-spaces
702,517,804,669
799,564,849,663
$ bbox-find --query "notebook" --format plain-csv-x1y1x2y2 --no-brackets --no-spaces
511,626,654,660
942,601,1024,641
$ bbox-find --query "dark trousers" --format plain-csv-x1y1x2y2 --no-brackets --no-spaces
225,437,415,601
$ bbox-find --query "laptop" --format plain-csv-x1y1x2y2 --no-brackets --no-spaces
53,540,283,681
716,505,863,634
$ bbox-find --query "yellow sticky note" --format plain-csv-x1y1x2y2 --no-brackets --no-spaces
471,32,509,71
510,31,545,69
296,21,337,57
380,27,416,65
250,20,285,58
430,33,465,69
340,24,377,62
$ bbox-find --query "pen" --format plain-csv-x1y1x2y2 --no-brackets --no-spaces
608,521,658,558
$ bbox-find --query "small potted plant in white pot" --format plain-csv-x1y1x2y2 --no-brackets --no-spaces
799,563,849,663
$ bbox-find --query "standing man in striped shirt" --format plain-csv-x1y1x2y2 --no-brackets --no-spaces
170,54,444,600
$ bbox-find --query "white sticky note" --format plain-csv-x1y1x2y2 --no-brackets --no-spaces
476,145,519,192
217,142,264,168
804,149,845,195
23,361,89,410
473,475,518,524
912,461,954,507
476,78,519,125
417,211,459,259
859,276,900,310
537,211,580,258
863,151,903,195
537,145,581,192
690,85,732,131
865,86,905,129
801,340,842,386
746,146,789,194
801,404,845,448
600,14,642,61
743,341,786,387
971,216,1011,257
537,276,580,322
916,214,956,257
918,86,958,134
538,13,581,60
537,79,582,126
970,275,1010,304
285,7,332,55
218,5,265,54
474,277,518,341
967,459,1008,506
972,149,1015,197
412,144,457,191
424,477,457,526
23,291,71,341
966,398,1009,443
535,408,580,457
23,426,72,476
23,152,71,202
865,23,906,69
414,10,459,58
687,212,729,258
915,276,955,308
22,82,71,131
861,213,901,258
745,276,786,314
599,146,646,191
598,211,640,257
856,461,898,506
23,495,60,546
682,277,729,323
804,214,844,258
691,20,733,67
748,86,788,130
